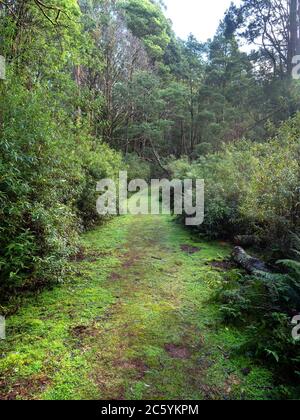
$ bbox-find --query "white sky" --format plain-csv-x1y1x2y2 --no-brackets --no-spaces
163,0,241,42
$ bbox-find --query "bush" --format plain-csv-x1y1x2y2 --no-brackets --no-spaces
0,78,122,299
168,114,300,253
123,153,151,181
77,142,123,228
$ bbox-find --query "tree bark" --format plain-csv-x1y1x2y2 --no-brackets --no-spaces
148,138,170,176
289,0,298,74
232,247,272,279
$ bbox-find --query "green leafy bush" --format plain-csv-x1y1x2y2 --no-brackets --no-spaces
123,153,151,181
0,79,122,299
169,114,300,253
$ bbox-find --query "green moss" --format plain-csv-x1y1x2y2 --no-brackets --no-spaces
0,209,275,400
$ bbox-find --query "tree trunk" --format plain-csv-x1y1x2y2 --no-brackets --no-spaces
232,247,271,278
288,0,300,74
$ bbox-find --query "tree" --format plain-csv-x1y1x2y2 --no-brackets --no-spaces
225,0,300,78
193,27,259,148
119,0,171,63
181,35,205,152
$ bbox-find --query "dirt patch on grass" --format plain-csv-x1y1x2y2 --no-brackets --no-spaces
114,359,148,380
165,344,191,359
180,244,201,254
71,247,110,263
224,374,241,396
197,373,241,400
0,376,49,400
132,359,149,379
218,241,229,247
110,272,122,282
121,252,141,269
198,383,224,400
71,325,99,338
210,260,236,271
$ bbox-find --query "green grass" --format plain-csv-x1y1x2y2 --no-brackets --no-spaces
0,210,274,400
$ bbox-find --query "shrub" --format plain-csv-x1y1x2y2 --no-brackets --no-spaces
123,153,151,181
168,114,300,253
0,78,122,299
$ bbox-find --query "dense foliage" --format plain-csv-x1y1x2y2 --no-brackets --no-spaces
169,114,300,392
169,115,300,254
213,236,300,398
0,1,123,299
0,0,300,397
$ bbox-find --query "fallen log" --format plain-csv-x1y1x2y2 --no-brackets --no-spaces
232,246,272,279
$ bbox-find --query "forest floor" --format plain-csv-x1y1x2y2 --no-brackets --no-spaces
0,204,275,400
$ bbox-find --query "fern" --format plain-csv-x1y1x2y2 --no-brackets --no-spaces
278,233,300,270
215,233,300,380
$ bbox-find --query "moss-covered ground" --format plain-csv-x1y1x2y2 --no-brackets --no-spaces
0,209,274,400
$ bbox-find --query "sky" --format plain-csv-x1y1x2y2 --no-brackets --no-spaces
163,0,241,42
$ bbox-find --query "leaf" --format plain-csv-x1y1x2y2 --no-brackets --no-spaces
266,349,279,363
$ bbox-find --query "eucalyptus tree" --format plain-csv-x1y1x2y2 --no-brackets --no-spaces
224,0,300,78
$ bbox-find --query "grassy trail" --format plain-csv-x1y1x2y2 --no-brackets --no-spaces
0,212,274,400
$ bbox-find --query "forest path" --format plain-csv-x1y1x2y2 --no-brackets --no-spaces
0,211,273,400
